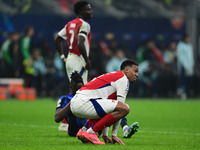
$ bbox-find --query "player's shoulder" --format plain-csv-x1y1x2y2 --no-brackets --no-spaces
56,95,68,109
101,71,125,82
67,18,90,29
59,95,67,100
109,71,124,78
68,18,87,24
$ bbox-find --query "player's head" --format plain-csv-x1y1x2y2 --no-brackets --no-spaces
24,26,34,37
182,33,190,43
74,1,93,20
70,71,84,95
120,59,139,82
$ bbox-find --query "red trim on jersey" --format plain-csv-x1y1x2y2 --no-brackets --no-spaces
108,92,117,100
79,71,124,91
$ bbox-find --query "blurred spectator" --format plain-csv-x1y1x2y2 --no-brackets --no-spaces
106,49,127,72
38,40,56,96
89,37,107,79
136,38,164,65
163,40,177,65
21,26,35,87
0,32,12,77
23,56,34,87
1,31,23,77
52,53,68,97
158,41,177,97
32,48,47,96
21,26,34,60
136,38,165,97
137,61,158,97
177,34,194,99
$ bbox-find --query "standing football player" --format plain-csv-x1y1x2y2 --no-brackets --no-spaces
70,59,139,145
55,1,93,84
54,1,93,131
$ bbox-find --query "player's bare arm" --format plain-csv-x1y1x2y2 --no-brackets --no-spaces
54,35,67,62
55,102,71,123
78,35,91,70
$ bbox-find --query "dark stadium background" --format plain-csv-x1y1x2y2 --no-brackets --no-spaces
0,0,200,98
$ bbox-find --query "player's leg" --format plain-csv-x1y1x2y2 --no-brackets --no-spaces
82,100,129,144
70,97,119,144
121,118,139,138
67,113,87,137
77,118,101,143
88,100,129,134
66,53,87,84
58,118,69,132
79,55,88,84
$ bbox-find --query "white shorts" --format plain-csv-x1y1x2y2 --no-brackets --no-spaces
65,53,88,84
70,94,118,119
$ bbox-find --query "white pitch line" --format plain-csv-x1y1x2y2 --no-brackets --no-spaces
0,123,57,129
139,130,200,136
0,123,200,136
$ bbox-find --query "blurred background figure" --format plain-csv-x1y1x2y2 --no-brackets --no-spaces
21,26,35,87
136,38,164,65
177,34,195,99
31,48,47,97
21,26,34,60
106,49,127,73
161,40,177,97
0,0,199,99
1,31,23,78
137,61,158,97
136,38,165,97
163,41,177,65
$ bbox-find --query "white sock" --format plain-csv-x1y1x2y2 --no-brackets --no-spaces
87,127,95,134
82,126,87,132
123,125,129,132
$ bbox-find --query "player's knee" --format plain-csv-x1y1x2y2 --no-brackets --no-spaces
123,104,130,116
119,103,130,117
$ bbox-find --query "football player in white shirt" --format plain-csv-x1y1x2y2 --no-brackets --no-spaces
70,59,139,145
54,0,93,132
55,1,93,84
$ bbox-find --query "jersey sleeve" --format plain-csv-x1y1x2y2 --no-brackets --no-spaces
112,76,129,103
58,25,67,40
78,22,90,38
56,96,68,110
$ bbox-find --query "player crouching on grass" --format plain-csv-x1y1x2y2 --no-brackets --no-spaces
55,71,139,139
70,59,139,145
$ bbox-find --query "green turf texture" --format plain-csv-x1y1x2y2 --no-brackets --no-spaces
0,98,200,150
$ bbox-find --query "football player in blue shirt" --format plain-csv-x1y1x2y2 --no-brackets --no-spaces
55,71,87,136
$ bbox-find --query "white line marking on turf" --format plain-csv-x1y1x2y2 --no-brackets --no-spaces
139,130,200,136
0,123,57,128
0,123,200,136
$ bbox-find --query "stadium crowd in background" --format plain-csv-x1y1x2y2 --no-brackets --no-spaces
0,0,199,99
0,27,199,99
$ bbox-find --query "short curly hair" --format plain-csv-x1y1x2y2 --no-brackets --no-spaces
70,71,83,88
74,1,89,15
120,59,138,70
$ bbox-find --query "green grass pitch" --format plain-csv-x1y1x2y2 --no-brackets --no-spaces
0,98,200,150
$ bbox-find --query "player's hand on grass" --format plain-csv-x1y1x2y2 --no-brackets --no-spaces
102,135,112,143
112,136,125,145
